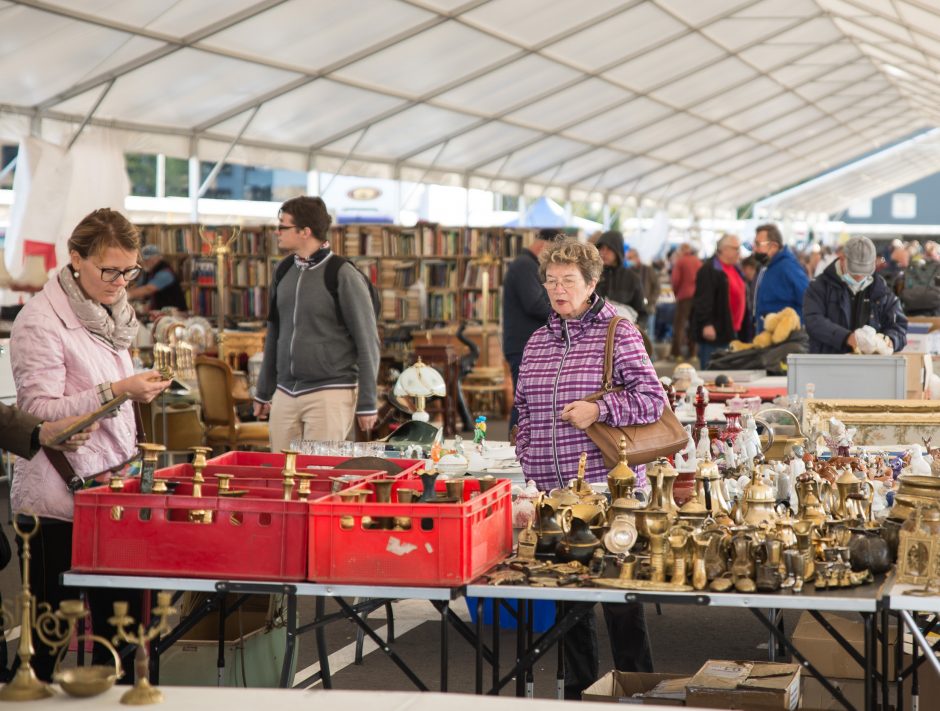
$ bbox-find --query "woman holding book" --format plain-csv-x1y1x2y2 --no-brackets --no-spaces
10,208,170,681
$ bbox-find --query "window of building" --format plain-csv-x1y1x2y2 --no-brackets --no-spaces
0,144,17,189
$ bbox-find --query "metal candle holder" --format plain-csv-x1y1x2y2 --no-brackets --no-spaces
0,516,53,701
109,592,175,705
198,225,240,350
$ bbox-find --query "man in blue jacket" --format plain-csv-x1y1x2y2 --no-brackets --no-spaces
752,223,809,333
803,236,907,354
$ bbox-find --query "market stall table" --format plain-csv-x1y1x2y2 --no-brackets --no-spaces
884,575,940,711
466,577,891,711
0,686,730,710
61,572,460,692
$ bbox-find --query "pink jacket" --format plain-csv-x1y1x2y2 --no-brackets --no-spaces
11,277,137,521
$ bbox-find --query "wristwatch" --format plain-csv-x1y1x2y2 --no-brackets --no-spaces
30,421,44,454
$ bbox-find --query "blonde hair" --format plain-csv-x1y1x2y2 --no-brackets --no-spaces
538,237,603,284
68,208,140,258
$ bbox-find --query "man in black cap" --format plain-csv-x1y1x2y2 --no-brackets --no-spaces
595,230,647,322
502,229,556,431
804,235,908,354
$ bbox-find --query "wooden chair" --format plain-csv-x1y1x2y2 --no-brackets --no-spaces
195,356,270,452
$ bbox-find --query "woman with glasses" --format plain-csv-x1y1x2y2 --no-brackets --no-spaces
9,208,170,681
514,238,665,699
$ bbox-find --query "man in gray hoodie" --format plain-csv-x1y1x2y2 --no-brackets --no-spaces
254,196,379,452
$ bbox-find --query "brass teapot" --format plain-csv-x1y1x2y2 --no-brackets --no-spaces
647,458,680,520
740,468,780,527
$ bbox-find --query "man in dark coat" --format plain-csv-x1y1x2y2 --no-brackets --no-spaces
691,234,746,368
595,230,647,322
502,229,555,430
804,236,908,354
127,244,188,311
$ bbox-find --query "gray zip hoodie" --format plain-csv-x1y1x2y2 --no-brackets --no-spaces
255,254,379,415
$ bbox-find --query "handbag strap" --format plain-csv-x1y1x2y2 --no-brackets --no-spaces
601,317,623,392
41,400,145,492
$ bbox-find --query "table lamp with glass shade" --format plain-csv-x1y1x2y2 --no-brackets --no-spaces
393,357,446,422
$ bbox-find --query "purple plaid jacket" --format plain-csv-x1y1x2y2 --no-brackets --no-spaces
515,297,665,492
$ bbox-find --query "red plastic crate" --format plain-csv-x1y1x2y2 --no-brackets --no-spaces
308,477,512,586
207,451,425,477
153,463,382,498
72,478,308,581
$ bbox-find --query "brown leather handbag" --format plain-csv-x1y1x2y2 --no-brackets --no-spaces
583,317,687,467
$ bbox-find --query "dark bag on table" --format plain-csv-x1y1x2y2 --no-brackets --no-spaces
583,317,686,467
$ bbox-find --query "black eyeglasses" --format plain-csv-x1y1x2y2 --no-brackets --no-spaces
276,224,300,233
97,265,142,283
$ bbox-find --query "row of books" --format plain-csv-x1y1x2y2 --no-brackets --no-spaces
333,225,535,259
189,287,267,318
461,291,501,321
380,289,424,323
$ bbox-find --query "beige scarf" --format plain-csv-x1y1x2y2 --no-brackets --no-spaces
57,267,139,352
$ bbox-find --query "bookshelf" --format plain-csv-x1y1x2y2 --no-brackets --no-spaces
137,222,539,329
137,224,278,322
332,223,536,328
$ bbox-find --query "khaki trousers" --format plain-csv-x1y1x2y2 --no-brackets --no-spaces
269,388,357,453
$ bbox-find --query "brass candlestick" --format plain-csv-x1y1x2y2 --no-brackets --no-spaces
281,449,299,501
189,446,213,523
199,225,240,351
138,443,166,495
0,515,54,701
109,592,175,705
294,472,314,501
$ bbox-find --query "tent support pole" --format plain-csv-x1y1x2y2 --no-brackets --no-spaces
197,105,260,198
400,140,449,215
0,156,16,183
66,79,115,151
320,128,370,197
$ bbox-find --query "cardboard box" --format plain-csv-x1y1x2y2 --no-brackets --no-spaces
901,351,931,398
686,660,800,710
582,671,689,705
792,612,897,681
159,594,295,687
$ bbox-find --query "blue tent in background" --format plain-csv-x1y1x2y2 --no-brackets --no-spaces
504,196,602,232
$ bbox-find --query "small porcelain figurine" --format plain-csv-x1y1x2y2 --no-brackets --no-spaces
906,445,932,476
473,415,487,448
675,425,697,472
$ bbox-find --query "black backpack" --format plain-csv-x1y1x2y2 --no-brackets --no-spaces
900,260,940,315
269,255,381,332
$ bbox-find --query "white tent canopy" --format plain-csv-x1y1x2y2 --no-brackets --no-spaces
755,128,940,217
0,0,937,211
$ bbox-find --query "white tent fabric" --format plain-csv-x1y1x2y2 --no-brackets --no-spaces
6,133,129,275
755,128,940,217
0,0,936,211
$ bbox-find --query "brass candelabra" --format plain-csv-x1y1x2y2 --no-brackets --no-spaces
109,592,175,705
198,225,240,353
0,516,53,701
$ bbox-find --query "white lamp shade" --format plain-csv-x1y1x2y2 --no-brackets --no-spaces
393,360,446,398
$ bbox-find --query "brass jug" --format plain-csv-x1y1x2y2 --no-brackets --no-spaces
834,467,862,519
556,511,602,565
695,455,731,514
647,458,680,520
796,473,829,527
606,436,636,501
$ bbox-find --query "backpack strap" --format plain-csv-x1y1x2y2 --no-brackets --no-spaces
324,254,348,328
267,256,295,338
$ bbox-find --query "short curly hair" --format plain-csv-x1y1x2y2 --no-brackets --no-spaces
538,237,603,285
279,196,332,241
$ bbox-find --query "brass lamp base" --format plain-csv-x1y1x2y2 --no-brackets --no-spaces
0,666,55,701
121,678,164,706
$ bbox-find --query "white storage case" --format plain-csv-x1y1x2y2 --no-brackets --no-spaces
787,354,906,399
